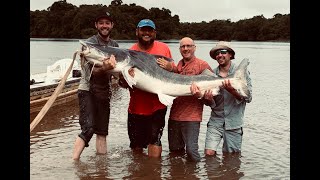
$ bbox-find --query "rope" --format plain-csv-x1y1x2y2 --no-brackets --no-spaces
30,51,79,132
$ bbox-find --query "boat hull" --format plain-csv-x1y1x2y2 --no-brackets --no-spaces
30,77,80,114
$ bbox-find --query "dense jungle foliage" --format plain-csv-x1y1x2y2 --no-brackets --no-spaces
30,0,290,41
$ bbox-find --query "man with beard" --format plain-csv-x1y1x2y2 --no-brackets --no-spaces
190,41,252,157
72,11,119,160
119,19,173,158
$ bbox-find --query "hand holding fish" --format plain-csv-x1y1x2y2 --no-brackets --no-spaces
118,67,135,89
101,55,116,71
203,89,214,100
118,73,129,88
128,68,135,77
156,58,173,72
190,82,203,99
222,79,242,100
191,82,214,105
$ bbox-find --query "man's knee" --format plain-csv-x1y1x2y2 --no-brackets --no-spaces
186,146,201,162
79,128,95,147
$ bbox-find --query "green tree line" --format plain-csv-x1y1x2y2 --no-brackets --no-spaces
30,0,290,41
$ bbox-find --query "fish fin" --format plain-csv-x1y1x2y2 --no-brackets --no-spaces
122,67,136,88
200,69,217,77
158,93,176,106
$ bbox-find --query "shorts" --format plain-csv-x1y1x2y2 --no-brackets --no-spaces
77,90,111,147
205,123,243,153
127,108,167,149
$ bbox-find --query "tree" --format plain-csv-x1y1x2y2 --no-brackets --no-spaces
111,0,123,6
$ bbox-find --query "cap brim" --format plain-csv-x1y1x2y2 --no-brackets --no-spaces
96,16,113,22
137,25,155,29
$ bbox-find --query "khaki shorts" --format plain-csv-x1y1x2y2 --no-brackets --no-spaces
205,123,243,153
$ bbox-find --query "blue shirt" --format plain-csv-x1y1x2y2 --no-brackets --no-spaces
208,61,252,130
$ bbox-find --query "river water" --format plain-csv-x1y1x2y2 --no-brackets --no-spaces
30,40,290,179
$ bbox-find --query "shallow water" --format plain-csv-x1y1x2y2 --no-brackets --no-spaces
30,40,290,179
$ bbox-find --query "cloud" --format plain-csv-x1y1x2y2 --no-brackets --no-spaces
30,0,290,22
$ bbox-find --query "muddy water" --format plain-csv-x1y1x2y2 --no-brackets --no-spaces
30,40,290,179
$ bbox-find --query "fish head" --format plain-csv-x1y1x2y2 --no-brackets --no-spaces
79,40,107,66
79,40,105,57
79,40,132,72
79,40,91,55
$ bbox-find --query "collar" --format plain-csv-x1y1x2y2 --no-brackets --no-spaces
214,61,236,77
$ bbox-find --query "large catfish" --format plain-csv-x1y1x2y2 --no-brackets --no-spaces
78,40,251,106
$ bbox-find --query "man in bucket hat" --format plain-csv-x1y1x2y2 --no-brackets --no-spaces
191,41,252,157
209,41,235,60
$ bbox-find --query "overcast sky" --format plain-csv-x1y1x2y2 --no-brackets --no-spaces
30,0,290,22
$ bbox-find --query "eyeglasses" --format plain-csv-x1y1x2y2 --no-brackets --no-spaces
180,44,195,49
214,49,228,56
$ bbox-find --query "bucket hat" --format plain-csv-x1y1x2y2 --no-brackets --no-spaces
209,41,235,60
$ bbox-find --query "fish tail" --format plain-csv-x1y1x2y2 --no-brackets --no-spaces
233,58,250,99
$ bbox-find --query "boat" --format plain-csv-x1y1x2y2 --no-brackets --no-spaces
30,58,81,115
30,58,120,116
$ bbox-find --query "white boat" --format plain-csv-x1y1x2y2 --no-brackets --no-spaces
30,58,81,114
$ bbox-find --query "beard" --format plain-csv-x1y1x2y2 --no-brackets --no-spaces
98,28,112,39
138,36,155,47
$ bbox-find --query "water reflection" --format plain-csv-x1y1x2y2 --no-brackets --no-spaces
74,156,111,179
30,99,79,130
30,99,79,148
125,153,163,179
167,152,199,179
204,154,244,179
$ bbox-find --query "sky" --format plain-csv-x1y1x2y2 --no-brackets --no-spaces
30,0,290,23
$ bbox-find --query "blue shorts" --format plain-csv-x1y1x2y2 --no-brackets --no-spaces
205,123,243,153
127,108,167,149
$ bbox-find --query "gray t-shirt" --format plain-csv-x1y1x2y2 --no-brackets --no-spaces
78,34,119,91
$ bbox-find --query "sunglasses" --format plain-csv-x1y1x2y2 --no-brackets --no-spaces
214,49,229,56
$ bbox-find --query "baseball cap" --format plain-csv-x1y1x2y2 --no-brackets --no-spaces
95,11,113,22
137,19,156,29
